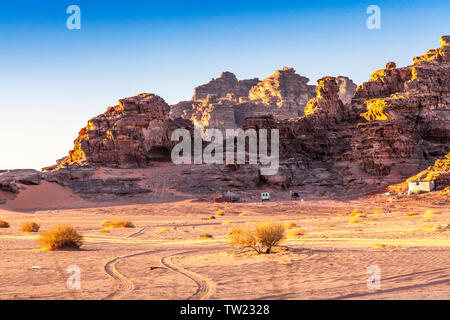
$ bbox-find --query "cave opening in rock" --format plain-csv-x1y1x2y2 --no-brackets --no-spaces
147,146,171,162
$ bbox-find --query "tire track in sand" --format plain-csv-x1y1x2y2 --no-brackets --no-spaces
126,226,148,238
160,250,216,300
103,250,160,300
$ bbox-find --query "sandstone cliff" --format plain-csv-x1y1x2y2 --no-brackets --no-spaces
59,93,193,168
4,36,448,202
349,36,450,182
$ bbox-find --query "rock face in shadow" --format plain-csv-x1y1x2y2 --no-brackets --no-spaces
43,166,152,201
388,153,450,193
0,170,41,194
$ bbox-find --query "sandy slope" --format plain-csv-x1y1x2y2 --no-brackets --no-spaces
0,189,448,300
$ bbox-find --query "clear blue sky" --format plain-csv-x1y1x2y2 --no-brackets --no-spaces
0,0,448,170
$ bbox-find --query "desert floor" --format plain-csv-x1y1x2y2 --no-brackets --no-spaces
0,187,449,300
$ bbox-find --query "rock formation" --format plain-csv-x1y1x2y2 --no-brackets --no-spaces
336,76,357,105
349,36,450,182
58,93,193,168
192,71,259,101
3,36,448,202
248,67,316,117
170,67,322,135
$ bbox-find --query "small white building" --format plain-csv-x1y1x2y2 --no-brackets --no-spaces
408,180,435,194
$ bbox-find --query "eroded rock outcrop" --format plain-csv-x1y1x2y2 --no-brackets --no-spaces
349,36,450,181
171,68,322,135
336,76,357,105
248,67,316,117
60,93,193,168
192,72,259,101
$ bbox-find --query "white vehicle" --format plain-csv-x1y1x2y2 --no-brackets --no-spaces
261,192,271,201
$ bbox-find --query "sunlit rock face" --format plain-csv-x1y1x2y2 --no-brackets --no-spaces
60,93,193,168
240,36,450,193
349,36,450,180
170,68,322,135
248,67,316,117
192,72,260,101
336,76,357,105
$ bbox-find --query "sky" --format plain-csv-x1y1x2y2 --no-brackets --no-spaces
0,0,449,170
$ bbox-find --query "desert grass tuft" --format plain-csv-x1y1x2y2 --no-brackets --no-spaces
406,212,419,217
286,227,304,238
21,221,40,233
0,220,10,228
37,225,83,250
215,210,225,217
101,220,135,229
284,222,297,230
423,209,439,221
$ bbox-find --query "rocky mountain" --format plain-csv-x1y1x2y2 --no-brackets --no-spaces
348,36,450,184
2,36,448,202
53,93,193,168
170,67,321,136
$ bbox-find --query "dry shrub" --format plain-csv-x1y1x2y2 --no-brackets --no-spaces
406,212,419,217
423,209,439,221
102,220,135,229
287,227,304,238
421,224,448,233
200,233,213,239
38,225,83,250
349,215,361,224
21,221,40,233
215,210,225,216
349,209,367,224
229,221,285,254
284,222,297,230
350,209,366,217
0,220,10,228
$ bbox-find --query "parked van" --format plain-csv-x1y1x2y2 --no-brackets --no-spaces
261,192,270,201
